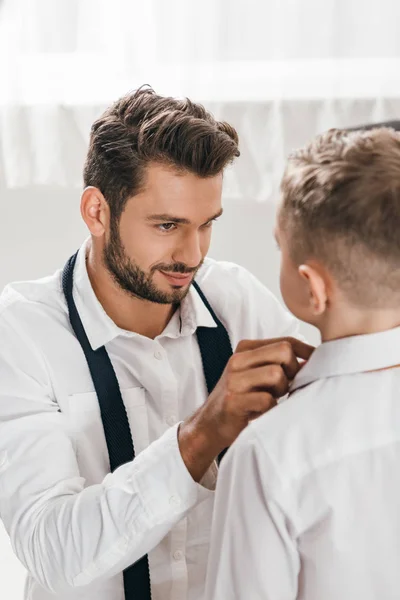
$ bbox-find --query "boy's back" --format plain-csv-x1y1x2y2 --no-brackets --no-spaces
206,126,400,599
206,328,400,599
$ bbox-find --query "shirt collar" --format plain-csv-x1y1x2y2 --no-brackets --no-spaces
71,241,217,351
290,326,400,393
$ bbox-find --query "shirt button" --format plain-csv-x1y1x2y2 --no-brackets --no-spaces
154,350,163,360
169,495,181,507
166,415,177,426
173,550,184,561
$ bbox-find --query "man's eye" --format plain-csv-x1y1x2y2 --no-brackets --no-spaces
158,223,176,232
203,218,218,228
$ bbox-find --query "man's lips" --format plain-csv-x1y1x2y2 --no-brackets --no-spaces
160,271,194,286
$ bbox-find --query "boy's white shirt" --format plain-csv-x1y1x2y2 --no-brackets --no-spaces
206,325,400,600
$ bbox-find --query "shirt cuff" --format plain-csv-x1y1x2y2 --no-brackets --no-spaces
199,460,218,493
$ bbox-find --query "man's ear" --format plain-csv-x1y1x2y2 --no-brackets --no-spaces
80,187,110,237
298,263,328,316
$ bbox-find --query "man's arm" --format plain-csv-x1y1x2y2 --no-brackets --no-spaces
0,314,204,594
205,426,300,600
179,337,313,482
179,261,313,481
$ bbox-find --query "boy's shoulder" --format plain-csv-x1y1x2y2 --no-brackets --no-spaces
240,366,400,493
239,374,366,487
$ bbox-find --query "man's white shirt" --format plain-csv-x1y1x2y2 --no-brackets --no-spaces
0,241,300,600
206,326,400,600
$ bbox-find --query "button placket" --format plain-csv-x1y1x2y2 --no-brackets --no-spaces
169,495,181,507
166,414,177,426
170,518,188,598
153,345,179,433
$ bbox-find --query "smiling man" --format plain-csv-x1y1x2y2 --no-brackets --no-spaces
0,87,312,600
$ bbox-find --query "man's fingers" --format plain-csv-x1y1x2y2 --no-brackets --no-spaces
236,391,277,417
236,337,314,361
231,364,290,397
229,340,306,380
286,337,315,361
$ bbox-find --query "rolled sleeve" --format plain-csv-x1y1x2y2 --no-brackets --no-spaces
111,423,204,523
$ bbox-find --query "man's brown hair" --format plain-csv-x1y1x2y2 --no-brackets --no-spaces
83,86,240,220
280,127,400,307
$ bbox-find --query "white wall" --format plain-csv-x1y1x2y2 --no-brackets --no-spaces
0,187,319,600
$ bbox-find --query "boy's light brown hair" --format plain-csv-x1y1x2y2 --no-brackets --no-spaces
279,127,400,308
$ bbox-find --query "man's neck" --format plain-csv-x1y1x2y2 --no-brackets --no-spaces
86,248,176,340
318,304,400,342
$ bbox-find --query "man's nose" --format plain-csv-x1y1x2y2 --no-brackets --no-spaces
172,232,203,269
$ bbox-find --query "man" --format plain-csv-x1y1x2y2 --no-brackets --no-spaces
0,87,312,600
206,126,400,600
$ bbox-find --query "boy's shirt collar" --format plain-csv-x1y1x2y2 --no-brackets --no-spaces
290,325,400,393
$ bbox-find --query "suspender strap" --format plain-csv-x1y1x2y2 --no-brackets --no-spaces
62,253,152,600
192,281,233,463
192,280,233,394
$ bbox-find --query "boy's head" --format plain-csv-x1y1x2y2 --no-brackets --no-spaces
276,127,400,331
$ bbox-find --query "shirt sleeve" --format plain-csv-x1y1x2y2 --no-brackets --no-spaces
205,425,300,600
0,310,210,594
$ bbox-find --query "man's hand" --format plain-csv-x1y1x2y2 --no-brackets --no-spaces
178,337,314,482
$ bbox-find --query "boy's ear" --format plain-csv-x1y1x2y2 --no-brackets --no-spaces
298,264,328,315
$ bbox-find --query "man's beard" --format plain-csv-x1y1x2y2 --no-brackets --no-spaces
103,220,202,304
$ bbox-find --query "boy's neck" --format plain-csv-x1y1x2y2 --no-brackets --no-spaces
318,304,400,342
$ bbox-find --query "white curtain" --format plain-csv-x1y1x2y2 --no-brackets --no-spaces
1,0,400,194
4,0,400,60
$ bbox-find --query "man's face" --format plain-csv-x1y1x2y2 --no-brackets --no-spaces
103,163,223,304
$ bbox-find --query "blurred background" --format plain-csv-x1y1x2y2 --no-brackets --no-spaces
1,0,400,597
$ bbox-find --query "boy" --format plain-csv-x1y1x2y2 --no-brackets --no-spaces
206,127,400,600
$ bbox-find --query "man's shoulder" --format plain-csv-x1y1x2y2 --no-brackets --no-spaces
195,257,280,312
196,257,254,284
0,270,66,331
194,257,301,344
